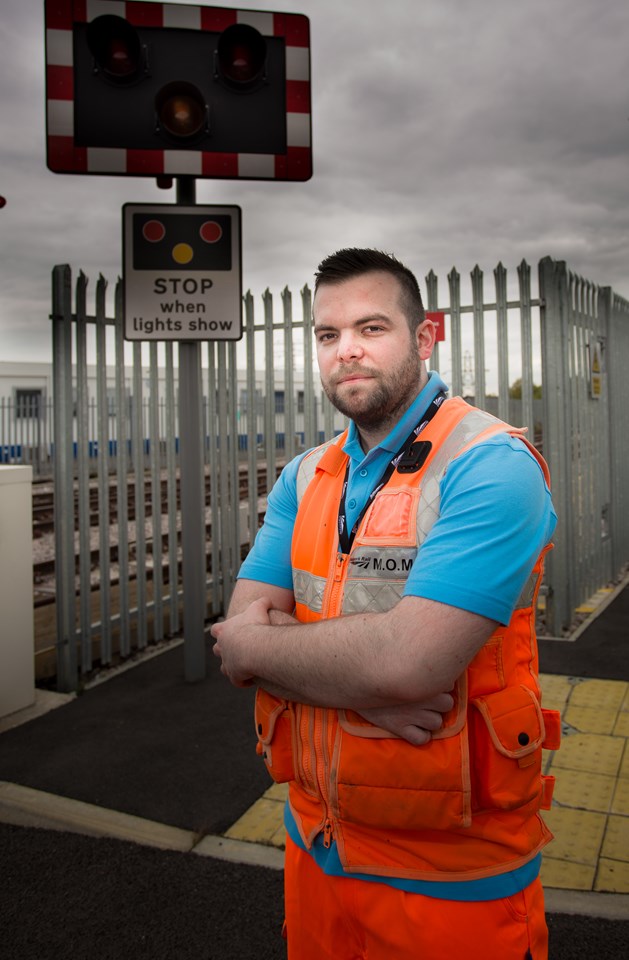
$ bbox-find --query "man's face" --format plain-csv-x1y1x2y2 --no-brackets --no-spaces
313,271,429,434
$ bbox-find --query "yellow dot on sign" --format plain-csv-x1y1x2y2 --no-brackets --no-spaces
172,243,194,264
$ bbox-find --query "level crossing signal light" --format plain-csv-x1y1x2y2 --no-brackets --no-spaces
44,0,311,181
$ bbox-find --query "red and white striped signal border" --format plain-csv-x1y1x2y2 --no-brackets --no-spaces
45,0,311,181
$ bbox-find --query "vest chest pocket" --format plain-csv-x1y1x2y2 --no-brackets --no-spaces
254,688,295,783
358,486,420,545
469,685,545,814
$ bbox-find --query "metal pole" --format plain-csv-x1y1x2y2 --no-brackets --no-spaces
51,264,77,691
177,176,207,681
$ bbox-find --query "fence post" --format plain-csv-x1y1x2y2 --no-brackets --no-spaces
282,287,297,460
494,263,509,423
517,261,535,439
471,265,486,408
114,278,131,655
448,268,463,397
95,274,112,663
538,257,573,634
75,271,92,672
51,264,78,691
301,286,317,447
603,287,629,574
244,292,258,560
425,269,439,373
263,289,277,493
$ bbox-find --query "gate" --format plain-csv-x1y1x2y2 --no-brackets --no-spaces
539,258,629,633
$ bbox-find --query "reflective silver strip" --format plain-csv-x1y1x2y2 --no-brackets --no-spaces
515,569,539,609
293,568,327,614
294,437,346,614
416,408,504,545
295,435,343,503
342,579,406,614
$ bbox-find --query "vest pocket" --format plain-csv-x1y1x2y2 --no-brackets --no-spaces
254,688,295,783
469,685,545,813
334,724,472,831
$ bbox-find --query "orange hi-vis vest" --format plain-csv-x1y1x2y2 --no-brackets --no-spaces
254,397,561,882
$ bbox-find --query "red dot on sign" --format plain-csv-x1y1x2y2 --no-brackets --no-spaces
143,220,165,242
200,220,222,243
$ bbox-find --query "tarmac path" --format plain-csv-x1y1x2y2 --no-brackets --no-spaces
2,581,629,959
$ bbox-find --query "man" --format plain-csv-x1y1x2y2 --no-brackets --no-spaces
211,248,559,959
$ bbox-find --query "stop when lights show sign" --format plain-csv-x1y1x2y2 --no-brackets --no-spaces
123,203,242,341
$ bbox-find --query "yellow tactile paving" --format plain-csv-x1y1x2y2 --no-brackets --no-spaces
563,705,619,736
264,782,289,802
549,732,625,777
614,712,629,738
612,778,629,816
223,673,629,894
224,796,286,846
541,808,607,866
568,678,628,712
595,858,629,893
538,674,572,711
551,768,616,813
601,814,629,862
540,857,595,891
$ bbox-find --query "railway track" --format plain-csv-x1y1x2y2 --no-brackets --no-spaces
32,462,283,606
31,462,273,535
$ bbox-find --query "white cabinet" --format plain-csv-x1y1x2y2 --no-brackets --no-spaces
0,466,35,718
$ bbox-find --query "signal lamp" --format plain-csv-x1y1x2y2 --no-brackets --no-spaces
155,83,208,140
216,24,266,90
86,14,143,82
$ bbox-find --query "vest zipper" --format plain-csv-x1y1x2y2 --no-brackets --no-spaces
313,708,335,847
326,552,348,616
323,818,333,848
308,553,347,849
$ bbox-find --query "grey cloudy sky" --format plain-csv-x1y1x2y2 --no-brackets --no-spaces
1,0,628,362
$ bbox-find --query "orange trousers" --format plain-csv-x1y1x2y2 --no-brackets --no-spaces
284,838,548,960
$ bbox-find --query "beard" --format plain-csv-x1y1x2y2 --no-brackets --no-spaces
322,343,422,432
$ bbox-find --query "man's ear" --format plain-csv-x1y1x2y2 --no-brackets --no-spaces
417,317,436,361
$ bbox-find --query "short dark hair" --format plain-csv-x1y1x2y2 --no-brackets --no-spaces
313,248,425,331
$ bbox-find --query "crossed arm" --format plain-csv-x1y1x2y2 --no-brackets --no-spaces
211,578,498,744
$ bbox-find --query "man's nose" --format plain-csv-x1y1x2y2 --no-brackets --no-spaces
336,331,364,362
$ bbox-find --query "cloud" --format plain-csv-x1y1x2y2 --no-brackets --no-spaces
1,0,628,363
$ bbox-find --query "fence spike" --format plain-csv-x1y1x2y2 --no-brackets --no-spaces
448,266,460,283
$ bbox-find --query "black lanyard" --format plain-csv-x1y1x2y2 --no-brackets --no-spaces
337,391,447,554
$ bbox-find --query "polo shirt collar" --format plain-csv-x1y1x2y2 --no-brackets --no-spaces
343,371,449,465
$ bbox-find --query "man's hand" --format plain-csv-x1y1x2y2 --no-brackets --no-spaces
357,692,454,745
212,598,297,687
211,596,274,687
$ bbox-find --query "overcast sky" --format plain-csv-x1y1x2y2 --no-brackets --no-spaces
1,0,628,363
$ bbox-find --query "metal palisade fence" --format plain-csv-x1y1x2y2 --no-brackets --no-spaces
31,258,629,687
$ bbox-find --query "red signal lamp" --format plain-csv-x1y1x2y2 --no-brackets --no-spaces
86,14,143,82
216,24,266,90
